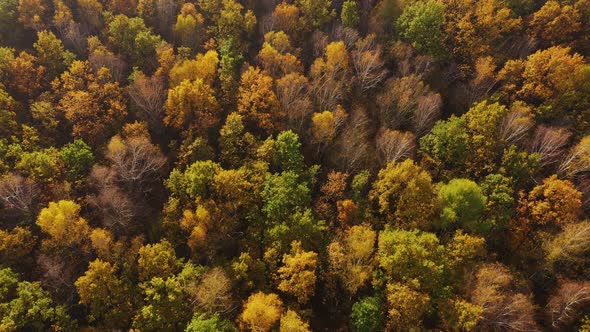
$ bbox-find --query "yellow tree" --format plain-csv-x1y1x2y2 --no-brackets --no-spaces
369,159,436,229
327,224,376,295
237,66,280,134
36,200,90,252
240,292,284,331
277,241,318,304
163,78,220,137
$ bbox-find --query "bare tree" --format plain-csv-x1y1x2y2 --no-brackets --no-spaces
531,126,571,167
127,73,166,130
499,103,534,145
87,185,135,232
330,106,373,172
88,49,126,81
471,263,539,332
0,174,39,221
391,41,436,78
332,25,359,49
466,56,499,105
559,135,590,178
377,75,441,132
352,34,388,93
412,94,442,136
375,129,416,165
106,135,167,190
547,280,590,329
276,73,313,133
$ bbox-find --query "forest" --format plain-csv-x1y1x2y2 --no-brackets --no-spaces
0,0,590,330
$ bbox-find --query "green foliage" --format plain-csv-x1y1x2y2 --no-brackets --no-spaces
262,171,311,222
272,130,305,175
420,116,469,173
341,0,360,28
185,313,236,332
437,178,487,234
60,139,94,183
107,15,162,66
396,0,446,57
0,267,74,331
351,295,384,332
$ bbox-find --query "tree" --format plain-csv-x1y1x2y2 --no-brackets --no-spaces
280,310,310,332
33,30,72,77
310,41,351,111
518,175,581,229
105,127,166,190
240,292,283,331
219,113,257,168
261,171,311,222
237,66,280,134
480,173,514,231
469,263,538,331
376,75,441,134
276,73,313,133
173,3,205,51
127,72,165,130
351,34,387,93
272,130,305,175
396,0,446,57
377,228,445,293
375,129,415,165
443,0,522,66
17,0,46,30
0,267,74,331
530,126,570,167
169,50,219,87
530,1,582,48
272,2,301,38
185,313,236,332
107,14,162,66
498,47,590,128
55,62,127,146
328,224,376,295
75,259,133,327
437,178,487,234
0,226,36,268
546,280,590,329
544,222,590,275
193,267,232,313
559,135,590,177
351,295,384,332
60,139,94,184
386,282,430,330
311,111,336,145
137,239,180,281
341,0,360,28
164,78,220,136
36,200,90,252
370,159,436,229
277,241,318,304
0,173,38,219
295,0,334,29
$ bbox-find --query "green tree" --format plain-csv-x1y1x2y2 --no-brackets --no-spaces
107,14,162,66
0,267,74,331
351,295,384,332
60,139,94,183
437,178,488,234
396,0,446,57
341,0,360,28
185,313,236,332
33,30,73,77
261,171,311,222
